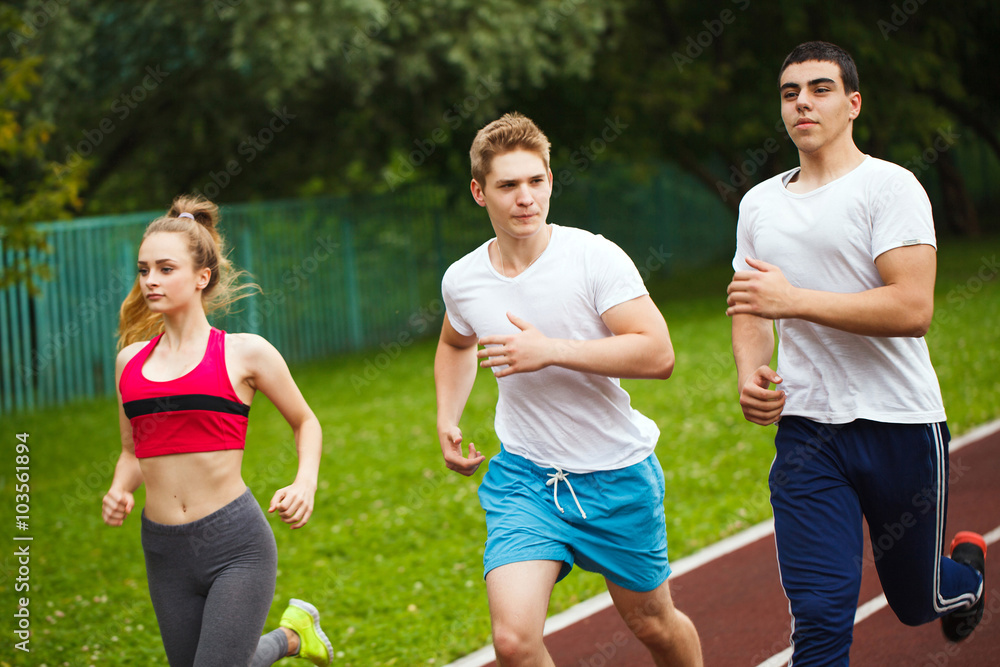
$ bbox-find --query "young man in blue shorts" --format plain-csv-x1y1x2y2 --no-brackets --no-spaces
728,41,986,665
435,112,703,666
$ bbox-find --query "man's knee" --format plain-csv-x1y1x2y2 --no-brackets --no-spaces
491,621,544,664
622,598,681,648
790,593,855,643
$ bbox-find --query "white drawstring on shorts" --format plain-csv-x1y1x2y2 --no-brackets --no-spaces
545,466,587,519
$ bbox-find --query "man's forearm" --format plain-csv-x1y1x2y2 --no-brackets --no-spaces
548,332,673,380
791,285,932,337
434,340,478,427
732,314,775,391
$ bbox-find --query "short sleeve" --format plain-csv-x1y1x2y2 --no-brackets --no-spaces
590,236,649,315
870,168,936,259
441,268,474,337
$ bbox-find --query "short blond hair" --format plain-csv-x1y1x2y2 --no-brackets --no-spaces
470,112,551,187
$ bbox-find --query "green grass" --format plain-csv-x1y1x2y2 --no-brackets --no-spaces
2,235,998,666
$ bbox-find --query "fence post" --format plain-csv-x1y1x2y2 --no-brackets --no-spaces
29,245,52,408
342,219,363,350
239,227,260,335
0,241,13,414
652,166,673,278
433,208,446,284
5,247,35,411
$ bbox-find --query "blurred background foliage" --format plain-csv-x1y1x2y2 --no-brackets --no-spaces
1,0,998,262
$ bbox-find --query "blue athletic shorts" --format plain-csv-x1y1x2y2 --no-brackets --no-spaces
478,446,672,593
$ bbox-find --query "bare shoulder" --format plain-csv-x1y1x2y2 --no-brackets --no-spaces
225,332,282,365
225,333,291,395
116,341,148,372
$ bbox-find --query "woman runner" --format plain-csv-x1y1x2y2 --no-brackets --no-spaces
102,195,332,666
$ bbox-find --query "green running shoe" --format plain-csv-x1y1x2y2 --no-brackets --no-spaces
279,599,333,666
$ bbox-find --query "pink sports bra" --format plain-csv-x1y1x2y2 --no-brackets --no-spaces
119,328,249,459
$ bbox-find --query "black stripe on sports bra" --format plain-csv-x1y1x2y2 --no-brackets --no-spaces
123,394,251,419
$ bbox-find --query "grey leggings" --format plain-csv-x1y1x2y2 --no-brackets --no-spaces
141,488,288,667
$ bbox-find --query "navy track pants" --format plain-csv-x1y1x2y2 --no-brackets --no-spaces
770,417,983,666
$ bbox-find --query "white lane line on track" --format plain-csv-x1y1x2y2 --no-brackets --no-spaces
754,524,1000,667
441,519,777,667
443,418,1000,667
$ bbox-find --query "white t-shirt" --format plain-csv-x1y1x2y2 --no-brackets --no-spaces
442,224,661,473
733,156,946,424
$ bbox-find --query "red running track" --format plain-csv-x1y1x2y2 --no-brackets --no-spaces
451,424,1000,667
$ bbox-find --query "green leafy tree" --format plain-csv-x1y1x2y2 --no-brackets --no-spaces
0,4,89,292
30,0,621,211
510,0,994,233
14,0,997,233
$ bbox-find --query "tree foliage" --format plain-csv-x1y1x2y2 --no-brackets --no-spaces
5,0,998,232
0,3,88,291
28,0,621,211
562,0,997,229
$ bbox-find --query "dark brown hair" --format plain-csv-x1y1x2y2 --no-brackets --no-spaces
780,41,860,93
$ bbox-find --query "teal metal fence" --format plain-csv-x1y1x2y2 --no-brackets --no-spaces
0,162,739,415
